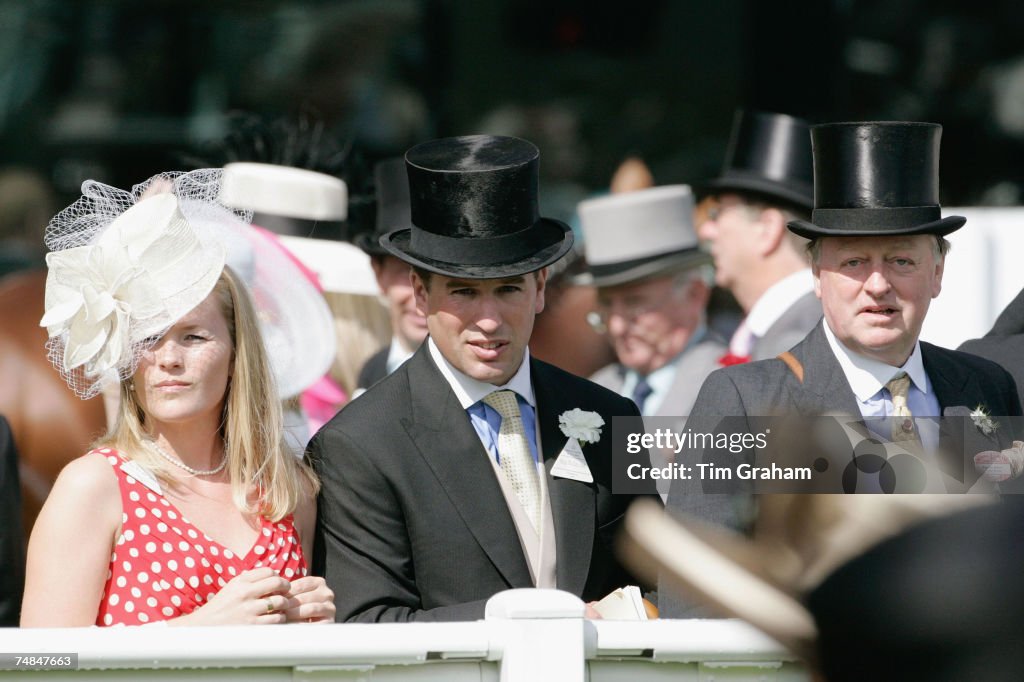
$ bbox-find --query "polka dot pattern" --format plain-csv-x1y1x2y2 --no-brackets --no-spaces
94,449,308,627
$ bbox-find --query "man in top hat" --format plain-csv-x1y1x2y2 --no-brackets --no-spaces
661,121,1023,617
354,157,428,391
579,185,725,495
309,135,657,622
699,110,822,362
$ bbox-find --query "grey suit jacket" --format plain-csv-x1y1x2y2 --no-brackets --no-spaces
750,290,822,361
959,285,1024,407
591,333,727,418
661,322,1023,616
310,344,658,622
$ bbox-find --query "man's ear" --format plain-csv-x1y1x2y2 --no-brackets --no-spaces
411,270,429,314
932,254,945,299
757,208,788,257
534,268,548,315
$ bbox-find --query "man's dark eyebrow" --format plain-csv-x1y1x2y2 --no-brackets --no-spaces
443,276,525,290
444,279,477,289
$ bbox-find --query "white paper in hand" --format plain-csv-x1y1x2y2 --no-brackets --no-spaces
592,585,648,620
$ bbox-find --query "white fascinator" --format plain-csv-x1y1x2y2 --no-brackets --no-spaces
40,170,236,399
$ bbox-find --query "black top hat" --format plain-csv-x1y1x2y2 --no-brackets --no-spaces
355,157,412,256
788,122,966,239
704,110,814,209
380,135,574,279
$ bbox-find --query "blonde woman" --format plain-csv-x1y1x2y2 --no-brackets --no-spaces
22,173,334,626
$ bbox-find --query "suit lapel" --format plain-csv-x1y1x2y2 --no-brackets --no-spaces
402,348,533,588
788,323,862,416
654,337,725,417
532,360,595,596
924,343,970,412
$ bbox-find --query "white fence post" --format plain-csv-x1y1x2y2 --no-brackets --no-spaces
485,589,590,682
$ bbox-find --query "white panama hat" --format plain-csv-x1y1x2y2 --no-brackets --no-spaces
576,184,710,287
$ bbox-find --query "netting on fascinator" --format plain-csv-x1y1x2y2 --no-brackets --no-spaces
182,200,337,400
40,169,248,399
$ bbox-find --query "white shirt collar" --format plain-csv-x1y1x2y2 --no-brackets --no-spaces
745,269,816,337
427,337,536,409
822,321,929,402
386,335,416,374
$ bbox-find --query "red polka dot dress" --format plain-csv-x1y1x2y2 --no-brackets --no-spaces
94,449,308,626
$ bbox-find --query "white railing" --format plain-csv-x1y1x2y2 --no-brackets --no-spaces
0,589,809,680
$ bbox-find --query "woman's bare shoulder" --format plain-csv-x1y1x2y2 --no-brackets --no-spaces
50,449,122,504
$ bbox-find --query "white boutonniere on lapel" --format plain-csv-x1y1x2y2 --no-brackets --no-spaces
552,409,603,483
970,405,998,436
558,408,605,445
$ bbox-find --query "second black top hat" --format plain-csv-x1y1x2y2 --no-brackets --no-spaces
380,135,573,278
788,122,966,239
356,157,413,256
704,110,814,209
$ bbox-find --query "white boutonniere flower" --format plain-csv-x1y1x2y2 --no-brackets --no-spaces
559,408,605,445
970,405,998,436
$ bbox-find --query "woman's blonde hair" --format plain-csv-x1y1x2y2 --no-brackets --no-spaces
96,266,319,520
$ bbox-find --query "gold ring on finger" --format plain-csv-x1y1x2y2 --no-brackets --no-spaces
265,598,275,614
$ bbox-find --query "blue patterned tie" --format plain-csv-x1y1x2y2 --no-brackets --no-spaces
632,378,654,414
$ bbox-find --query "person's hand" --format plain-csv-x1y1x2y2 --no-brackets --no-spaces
171,567,292,626
975,450,1013,482
282,576,336,623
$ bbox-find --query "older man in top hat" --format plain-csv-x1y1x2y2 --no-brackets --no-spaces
580,186,725,500
354,157,428,391
661,121,1023,617
309,135,657,622
699,110,822,362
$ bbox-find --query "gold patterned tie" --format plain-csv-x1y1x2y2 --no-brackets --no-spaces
483,390,542,533
885,373,917,442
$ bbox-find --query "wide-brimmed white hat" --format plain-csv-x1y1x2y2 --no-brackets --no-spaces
575,184,710,287
40,173,232,399
207,218,337,399
220,162,348,222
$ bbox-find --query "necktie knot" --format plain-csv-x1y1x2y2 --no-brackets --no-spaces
884,372,916,442
885,373,912,414
483,390,522,421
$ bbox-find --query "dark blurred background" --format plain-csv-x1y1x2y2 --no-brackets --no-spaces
2,0,1024,236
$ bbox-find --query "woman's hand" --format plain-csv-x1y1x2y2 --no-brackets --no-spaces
283,576,336,623
171,567,293,626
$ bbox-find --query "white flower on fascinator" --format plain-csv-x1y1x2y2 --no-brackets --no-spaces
40,241,160,380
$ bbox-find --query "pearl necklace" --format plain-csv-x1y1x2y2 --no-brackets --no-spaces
147,439,228,476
